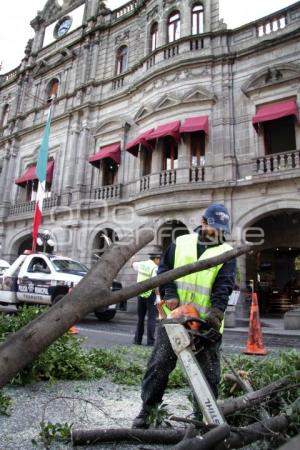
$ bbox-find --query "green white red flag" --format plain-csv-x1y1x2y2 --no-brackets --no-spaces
32,106,52,252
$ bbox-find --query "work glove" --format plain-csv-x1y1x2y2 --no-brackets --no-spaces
206,307,224,331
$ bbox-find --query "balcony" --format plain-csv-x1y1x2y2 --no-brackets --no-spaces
137,166,206,194
9,195,61,217
253,150,300,175
92,184,122,200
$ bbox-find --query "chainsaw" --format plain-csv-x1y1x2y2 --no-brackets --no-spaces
162,315,226,426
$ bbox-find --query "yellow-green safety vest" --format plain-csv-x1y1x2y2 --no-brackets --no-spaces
163,234,233,334
137,260,157,298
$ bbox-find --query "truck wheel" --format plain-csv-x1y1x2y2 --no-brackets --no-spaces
52,294,66,304
94,309,116,321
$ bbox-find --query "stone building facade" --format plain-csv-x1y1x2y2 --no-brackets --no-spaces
0,0,300,314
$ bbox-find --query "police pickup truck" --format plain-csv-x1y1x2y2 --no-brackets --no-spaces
0,252,121,321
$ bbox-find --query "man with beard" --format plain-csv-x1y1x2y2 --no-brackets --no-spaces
132,203,236,428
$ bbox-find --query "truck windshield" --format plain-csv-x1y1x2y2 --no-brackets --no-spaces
51,259,88,275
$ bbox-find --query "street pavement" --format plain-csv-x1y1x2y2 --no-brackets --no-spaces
77,310,300,353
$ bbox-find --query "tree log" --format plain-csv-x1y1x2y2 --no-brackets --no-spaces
0,221,250,388
71,416,288,448
71,428,186,446
174,424,230,450
215,415,288,450
219,372,300,417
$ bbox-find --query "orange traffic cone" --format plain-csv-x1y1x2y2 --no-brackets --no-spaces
69,325,79,334
243,292,267,355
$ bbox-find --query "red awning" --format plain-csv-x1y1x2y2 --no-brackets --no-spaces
252,98,300,131
89,143,121,167
145,120,181,142
180,116,209,135
125,129,154,156
15,160,54,186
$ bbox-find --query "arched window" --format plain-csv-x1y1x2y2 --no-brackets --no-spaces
115,46,128,75
47,78,59,102
168,11,180,43
150,22,158,52
192,3,204,35
1,104,10,128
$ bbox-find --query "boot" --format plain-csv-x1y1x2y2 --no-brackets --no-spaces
132,405,152,429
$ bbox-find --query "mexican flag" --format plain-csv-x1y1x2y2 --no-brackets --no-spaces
32,106,52,251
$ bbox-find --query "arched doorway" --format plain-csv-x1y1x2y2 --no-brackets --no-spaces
92,228,119,262
245,210,300,315
157,220,189,251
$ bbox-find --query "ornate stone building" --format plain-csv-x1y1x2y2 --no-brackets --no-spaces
0,0,300,313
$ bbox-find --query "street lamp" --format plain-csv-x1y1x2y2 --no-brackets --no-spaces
36,230,55,253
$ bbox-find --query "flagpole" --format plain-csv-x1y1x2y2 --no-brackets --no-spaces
32,104,53,252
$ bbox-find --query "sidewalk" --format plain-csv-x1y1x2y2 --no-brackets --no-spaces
226,316,300,337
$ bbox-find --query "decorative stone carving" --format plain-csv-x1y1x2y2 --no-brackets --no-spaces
242,63,300,97
134,106,152,122
181,86,217,104
162,0,177,8
154,94,179,110
30,14,45,31
24,39,34,57
36,0,84,24
147,5,158,21
98,2,111,16
32,48,76,77
115,30,130,45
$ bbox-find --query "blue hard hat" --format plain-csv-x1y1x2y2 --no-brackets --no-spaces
203,203,230,233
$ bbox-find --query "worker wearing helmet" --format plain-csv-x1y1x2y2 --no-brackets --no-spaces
132,251,162,346
132,203,236,429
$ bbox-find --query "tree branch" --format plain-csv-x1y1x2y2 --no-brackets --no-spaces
219,372,300,416
111,243,251,304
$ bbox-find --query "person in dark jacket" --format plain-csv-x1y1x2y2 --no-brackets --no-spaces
132,203,236,429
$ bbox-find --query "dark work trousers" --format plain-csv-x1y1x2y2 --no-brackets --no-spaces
141,323,221,408
134,292,157,346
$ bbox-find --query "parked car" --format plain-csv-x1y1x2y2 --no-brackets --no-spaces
0,259,10,276
0,252,122,321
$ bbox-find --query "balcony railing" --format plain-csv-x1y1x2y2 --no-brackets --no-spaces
253,150,300,174
164,44,179,59
112,75,125,90
190,166,205,182
140,176,150,192
9,195,61,216
159,170,177,186
93,184,122,200
114,0,137,19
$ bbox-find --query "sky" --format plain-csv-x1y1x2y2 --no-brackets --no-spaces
0,0,296,73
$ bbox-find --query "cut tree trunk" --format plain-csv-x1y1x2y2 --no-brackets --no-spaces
0,222,250,388
71,416,288,448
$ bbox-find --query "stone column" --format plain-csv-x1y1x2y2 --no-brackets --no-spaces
63,116,81,194
0,151,9,203
3,140,18,205
87,0,98,19
181,1,191,37
73,121,91,200
89,32,101,81
210,0,221,32
81,37,92,85
30,15,45,54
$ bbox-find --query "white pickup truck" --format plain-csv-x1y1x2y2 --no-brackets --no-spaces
0,252,121,321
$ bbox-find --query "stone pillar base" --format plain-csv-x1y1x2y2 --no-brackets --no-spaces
284,308,300,330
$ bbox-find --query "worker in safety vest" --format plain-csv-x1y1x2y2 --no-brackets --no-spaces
132,251,162,346
132,203,236,429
